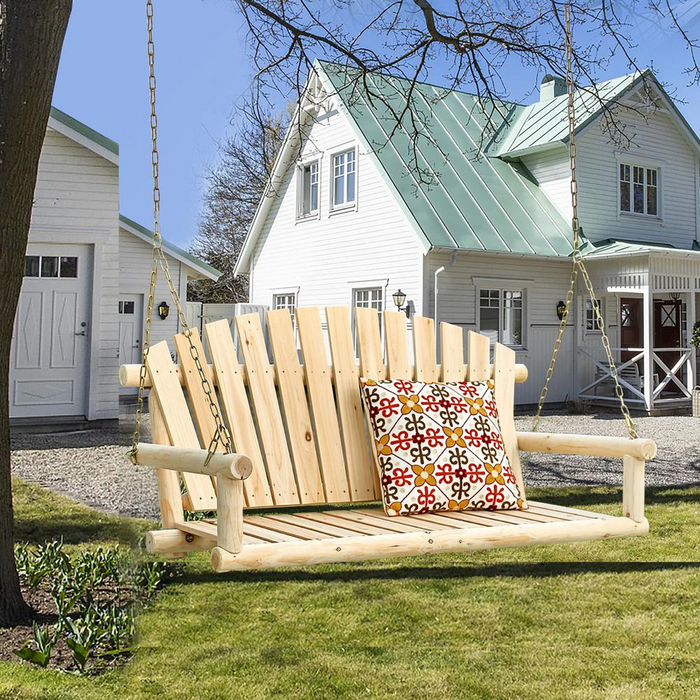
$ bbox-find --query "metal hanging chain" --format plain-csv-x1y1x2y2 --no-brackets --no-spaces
130,0,233,466
532,4,638,439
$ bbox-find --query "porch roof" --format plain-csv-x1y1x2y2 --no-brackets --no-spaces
581,238,700,261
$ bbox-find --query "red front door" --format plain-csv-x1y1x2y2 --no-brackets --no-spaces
654,300,683,394
620,298,642,365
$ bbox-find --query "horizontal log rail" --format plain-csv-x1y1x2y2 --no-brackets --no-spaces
516,432,657,461
132,443,253,480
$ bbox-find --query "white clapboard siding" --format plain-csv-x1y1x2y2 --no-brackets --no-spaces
29,128,120,421
525,106,698,251
426,250,577,404
249,105,425,323
118,228,190,355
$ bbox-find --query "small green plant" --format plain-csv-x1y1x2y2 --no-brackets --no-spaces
13,623,57,669
691,321,700,349
13,541,180,674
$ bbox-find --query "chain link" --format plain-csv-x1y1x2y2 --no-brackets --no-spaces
130,0,233,466
532,5,638,440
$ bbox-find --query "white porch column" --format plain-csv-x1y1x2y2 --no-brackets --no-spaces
642,285,654,411
688,291,697,392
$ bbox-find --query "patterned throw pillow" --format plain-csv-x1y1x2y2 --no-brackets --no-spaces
360,379,525,517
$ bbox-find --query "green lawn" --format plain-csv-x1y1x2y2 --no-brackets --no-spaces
3,477,700,699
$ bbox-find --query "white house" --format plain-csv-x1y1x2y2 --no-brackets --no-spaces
10,108,219,424
235,63,700,412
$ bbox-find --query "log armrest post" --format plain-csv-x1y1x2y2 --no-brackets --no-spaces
216,476,244,554
623,456,645,523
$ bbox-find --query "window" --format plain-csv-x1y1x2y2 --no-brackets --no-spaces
332,149,356,208
24,255,78,278
620,163,659,216
119,301,135,315
479,289,524,346
273,293,297,321
299,161,319,216
353,287,383,313
585,298,605,331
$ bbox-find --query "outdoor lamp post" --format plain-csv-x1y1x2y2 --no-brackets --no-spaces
392,290,410,318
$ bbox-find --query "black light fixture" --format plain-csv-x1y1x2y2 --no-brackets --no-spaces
669,291,681,301
556,300,567,321
158,301,170,320
392,289,410,318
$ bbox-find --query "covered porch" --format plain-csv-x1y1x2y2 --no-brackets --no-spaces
576,243,700,413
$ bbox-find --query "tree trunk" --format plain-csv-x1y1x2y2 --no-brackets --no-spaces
0,0,72,627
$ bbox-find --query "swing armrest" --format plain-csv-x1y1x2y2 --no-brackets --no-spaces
516,432,657,461
133,443,253,480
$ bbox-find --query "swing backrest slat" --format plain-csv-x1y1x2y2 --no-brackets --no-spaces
266,309,326,504
143,306,527,512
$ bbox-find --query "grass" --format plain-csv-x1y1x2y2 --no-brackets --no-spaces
2,477,700,699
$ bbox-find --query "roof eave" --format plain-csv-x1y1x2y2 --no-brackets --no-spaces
48,107,119,165
119,215,221,281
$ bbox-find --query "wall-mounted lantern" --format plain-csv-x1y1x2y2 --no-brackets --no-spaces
158,301,170,320
556,300,567,321
392,289,410,318
669,291,681,301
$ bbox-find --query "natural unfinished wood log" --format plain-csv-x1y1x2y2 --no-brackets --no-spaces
211,516,649,572
217,477,244,553
516,432,657,461
133,443,253,480
623,456,645,523
146,528,215,555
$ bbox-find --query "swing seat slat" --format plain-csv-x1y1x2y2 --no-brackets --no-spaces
122,306,656,573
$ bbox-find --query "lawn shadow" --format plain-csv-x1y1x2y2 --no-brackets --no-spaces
181,560,700,586
15,513,146,547
532,483,700,509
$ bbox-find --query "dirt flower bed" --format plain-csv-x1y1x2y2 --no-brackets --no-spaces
1,541,181,675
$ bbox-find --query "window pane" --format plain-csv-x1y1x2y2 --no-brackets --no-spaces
647,184,657,216
310,181,318,212
503,291,523,346
302,167,311,214
633,183,644,213
620,180,630,212
60,256,78,278
334,172,345,205
480,308,499,345
41,256,59,278
121,301,135,314
24,256,39,277
346,170,356,203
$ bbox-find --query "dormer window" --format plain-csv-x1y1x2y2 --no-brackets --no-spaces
299,160,319,217
619,163,659,217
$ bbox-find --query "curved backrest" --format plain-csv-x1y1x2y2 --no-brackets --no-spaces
141,306,526,512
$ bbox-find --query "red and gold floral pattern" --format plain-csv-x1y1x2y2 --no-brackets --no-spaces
360,378,525,517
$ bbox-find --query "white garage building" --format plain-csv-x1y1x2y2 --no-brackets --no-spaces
10,107,218,425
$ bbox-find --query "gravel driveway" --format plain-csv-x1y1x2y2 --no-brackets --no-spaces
11,411,700,520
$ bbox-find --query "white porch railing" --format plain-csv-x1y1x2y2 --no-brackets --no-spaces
577,346,695,410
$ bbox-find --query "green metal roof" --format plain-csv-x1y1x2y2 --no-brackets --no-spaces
580,237,700,259
50,106,119,156
319,62,575,257
119,214,221,280
493,72,645,158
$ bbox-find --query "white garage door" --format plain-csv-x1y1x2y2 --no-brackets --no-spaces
10,244,92,419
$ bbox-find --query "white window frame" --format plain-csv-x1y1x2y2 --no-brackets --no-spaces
330,146,358,212
476,285,527,349
272,292,297,321
584,297,605,333
616,156,663,221
297,159,320,220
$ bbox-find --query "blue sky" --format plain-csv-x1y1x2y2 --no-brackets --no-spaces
53,1,700,250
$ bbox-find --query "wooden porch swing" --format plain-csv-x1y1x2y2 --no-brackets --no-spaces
122,2,657,573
